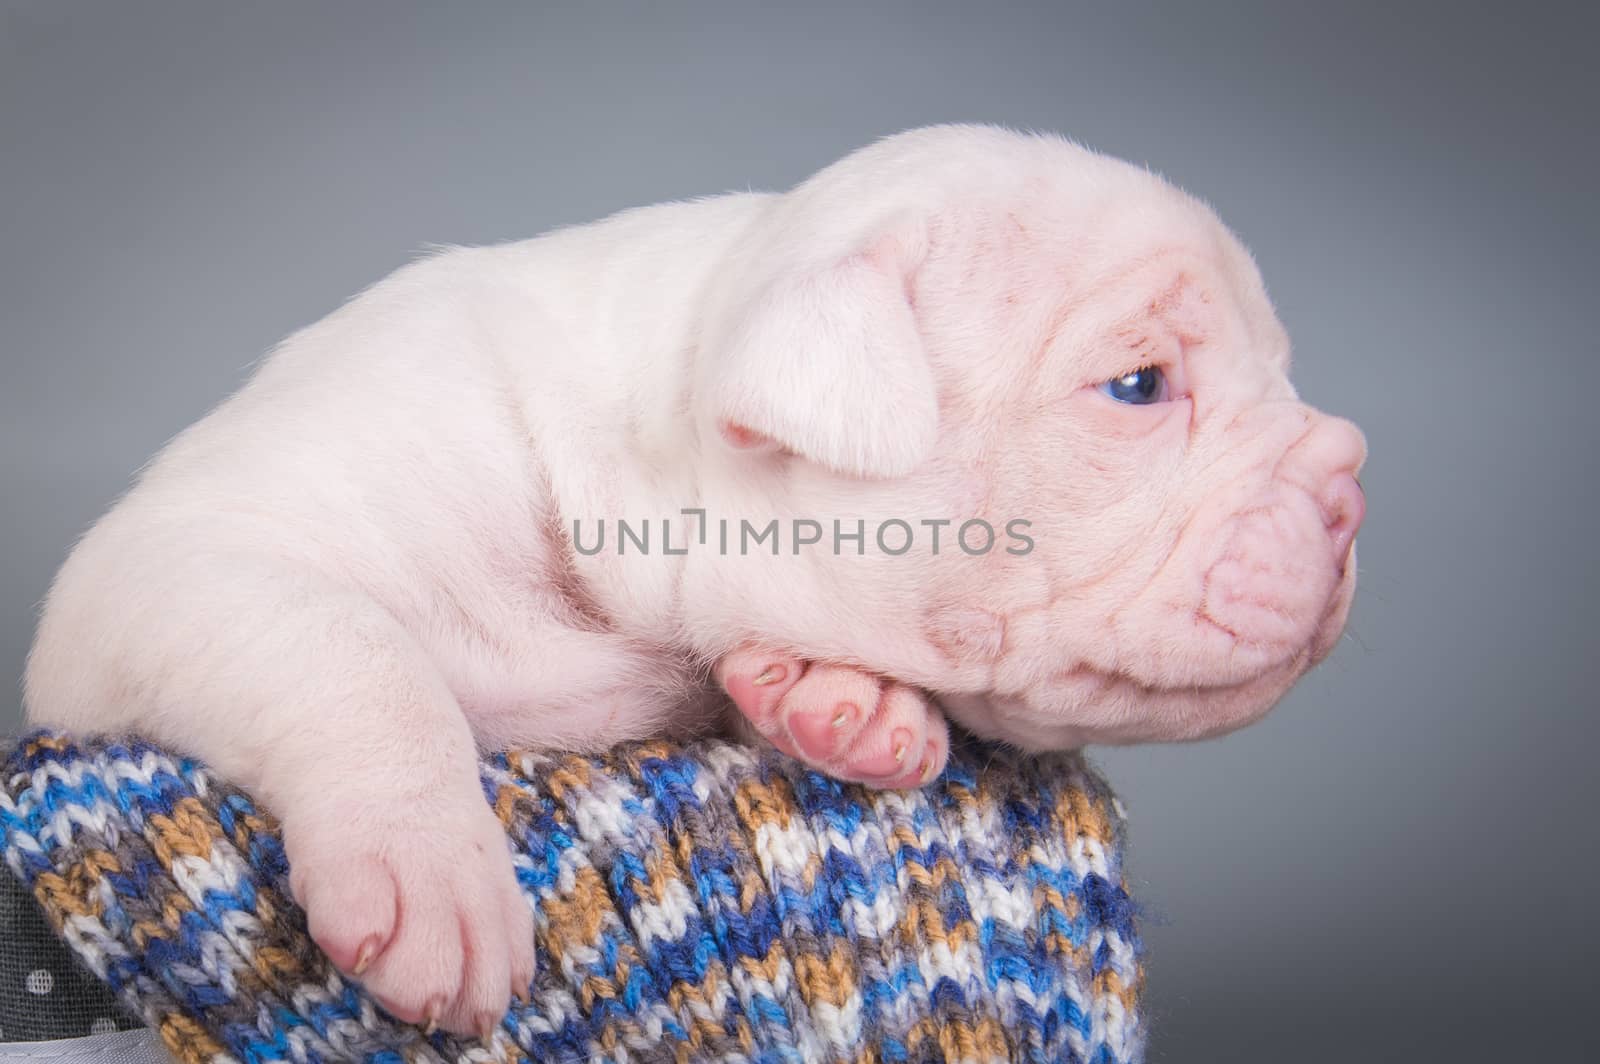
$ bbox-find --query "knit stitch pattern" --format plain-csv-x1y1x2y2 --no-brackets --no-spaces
1,732,1143,1064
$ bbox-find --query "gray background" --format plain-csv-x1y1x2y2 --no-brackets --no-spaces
3,2,1595,1060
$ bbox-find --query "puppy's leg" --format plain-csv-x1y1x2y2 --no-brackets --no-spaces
714,649,950,788
458,621,715,754
25,541,533,1039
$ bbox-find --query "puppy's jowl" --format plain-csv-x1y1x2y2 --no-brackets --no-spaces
26,125,1365,1034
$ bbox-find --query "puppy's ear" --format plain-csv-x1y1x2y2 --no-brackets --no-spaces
702,222,938,479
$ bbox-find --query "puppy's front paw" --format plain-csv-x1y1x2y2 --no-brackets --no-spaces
285,795,535,1040
717,649,949,788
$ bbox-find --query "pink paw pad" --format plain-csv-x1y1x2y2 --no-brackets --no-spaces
716,648,950,789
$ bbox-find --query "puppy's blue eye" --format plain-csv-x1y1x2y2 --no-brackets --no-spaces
1099,366,1166,404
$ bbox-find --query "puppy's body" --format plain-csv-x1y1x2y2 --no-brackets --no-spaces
25,125,1366,1034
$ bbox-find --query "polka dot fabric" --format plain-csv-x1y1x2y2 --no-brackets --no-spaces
0,861,140,1042
2,732,1144,1063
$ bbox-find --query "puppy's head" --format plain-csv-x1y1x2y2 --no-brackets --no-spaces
697,125,1366,749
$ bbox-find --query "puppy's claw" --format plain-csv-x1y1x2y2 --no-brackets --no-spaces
753,665,786,687
477,1014,498,1044
352,938,377,976
919,757,937,785
422,998,443,1037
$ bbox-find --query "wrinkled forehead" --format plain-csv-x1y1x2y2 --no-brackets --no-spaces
995,180,1287,372
1034,178,1278,328
882,141,1294,409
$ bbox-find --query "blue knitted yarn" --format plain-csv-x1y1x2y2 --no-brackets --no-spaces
1,732,1143,1063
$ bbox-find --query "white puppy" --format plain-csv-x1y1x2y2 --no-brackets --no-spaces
26,124,1365,1036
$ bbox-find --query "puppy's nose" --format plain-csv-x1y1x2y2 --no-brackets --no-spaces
1294,413,1367,482
1321,472,1365,566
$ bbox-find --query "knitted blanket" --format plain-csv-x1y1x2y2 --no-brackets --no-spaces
0,732,1143,1064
